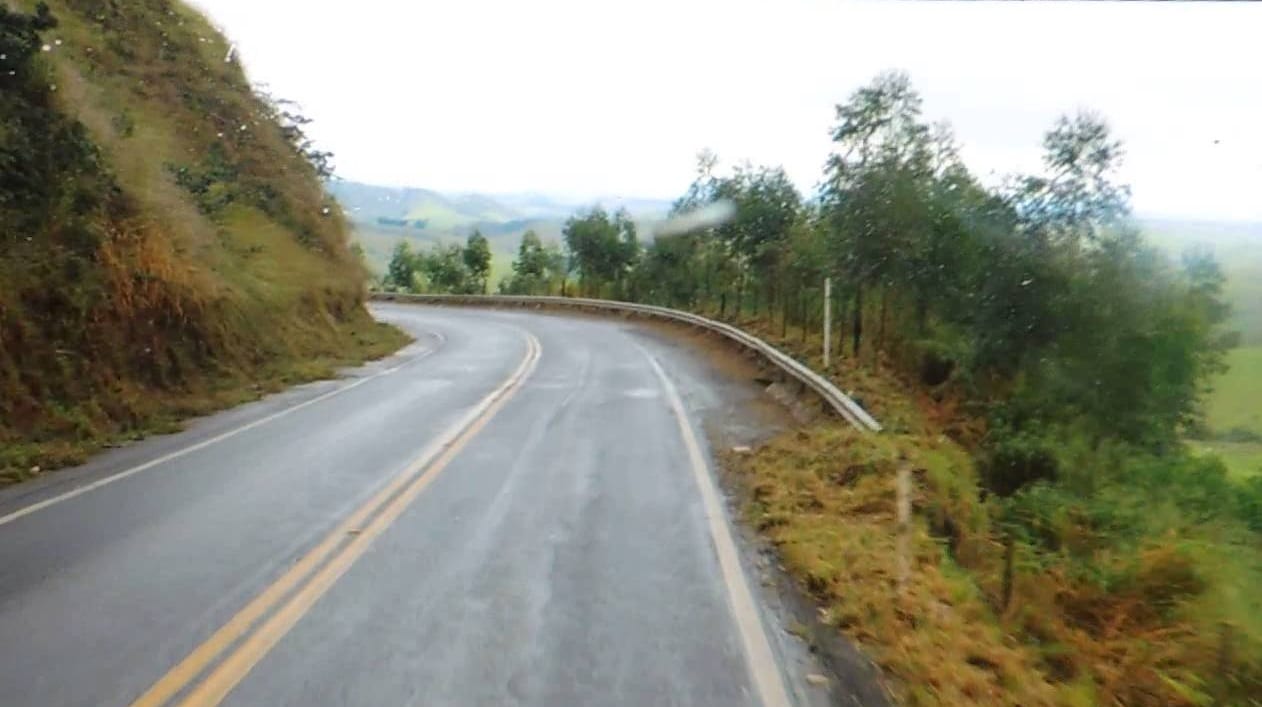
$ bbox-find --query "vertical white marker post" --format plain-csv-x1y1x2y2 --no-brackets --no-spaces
823,277,832,368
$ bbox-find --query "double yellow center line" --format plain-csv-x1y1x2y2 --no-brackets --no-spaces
132,333,541,707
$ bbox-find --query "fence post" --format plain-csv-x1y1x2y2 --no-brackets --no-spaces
823,277,832,368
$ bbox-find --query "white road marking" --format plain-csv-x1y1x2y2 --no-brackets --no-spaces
128,332,539,707
642,349,794,707
0,334,446,528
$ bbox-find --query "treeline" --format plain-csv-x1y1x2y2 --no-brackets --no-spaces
384,231,492,295
388,71,1235,481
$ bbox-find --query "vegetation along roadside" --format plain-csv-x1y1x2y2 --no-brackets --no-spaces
380,72,1262,705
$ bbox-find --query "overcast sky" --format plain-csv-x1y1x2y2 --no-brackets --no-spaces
190,0,1260,221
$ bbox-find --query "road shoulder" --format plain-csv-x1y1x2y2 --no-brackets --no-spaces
627,319,892,707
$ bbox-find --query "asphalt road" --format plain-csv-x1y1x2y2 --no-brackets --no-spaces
0,304,833,707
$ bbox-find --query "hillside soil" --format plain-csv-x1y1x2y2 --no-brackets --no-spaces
1,0,409,482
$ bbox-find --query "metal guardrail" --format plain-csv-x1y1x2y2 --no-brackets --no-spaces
370,292,882,433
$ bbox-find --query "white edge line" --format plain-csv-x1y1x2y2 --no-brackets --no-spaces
0,333,446,528
641,347,794,707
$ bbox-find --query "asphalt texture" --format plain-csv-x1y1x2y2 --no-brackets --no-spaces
0,304,843,707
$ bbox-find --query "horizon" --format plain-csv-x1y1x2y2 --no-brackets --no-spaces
334,177,1262,227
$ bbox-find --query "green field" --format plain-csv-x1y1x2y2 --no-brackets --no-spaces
1195,346,1262,479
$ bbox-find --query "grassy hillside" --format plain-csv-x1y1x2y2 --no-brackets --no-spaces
329,181,549,275
1208,347,1262,434
0,0,407,481
330,181,672,226
327,181,523,231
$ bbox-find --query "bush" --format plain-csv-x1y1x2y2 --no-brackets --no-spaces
1236,476,1262,533
983,431,1060,497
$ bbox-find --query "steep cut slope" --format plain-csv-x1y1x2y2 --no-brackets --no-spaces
0,0,407,480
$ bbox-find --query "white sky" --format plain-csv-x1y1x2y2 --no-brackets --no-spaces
190,0,1261,221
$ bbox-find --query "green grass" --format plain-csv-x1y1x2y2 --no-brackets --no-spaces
1192,441,1262,481
1197,346,1262,479
1206,347,1262,435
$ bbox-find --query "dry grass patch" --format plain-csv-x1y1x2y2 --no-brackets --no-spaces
730,424,1062,705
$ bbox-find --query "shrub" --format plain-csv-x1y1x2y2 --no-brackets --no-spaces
983,431,1060,497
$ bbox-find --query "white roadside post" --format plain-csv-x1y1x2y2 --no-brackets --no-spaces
823,277,832,368
897,462,912,593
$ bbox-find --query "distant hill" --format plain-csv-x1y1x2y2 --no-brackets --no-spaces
328,180,671,226
329,180,671,274
1140,218,1262,345
491,192,675,221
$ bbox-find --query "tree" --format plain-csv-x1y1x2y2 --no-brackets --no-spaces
504,230,547,294
821,71,938,354
503,229,571,295
541,242,568,293
0,3,57,71
1009,112,1130,248
562,207,639,297
416,243,470,293
515,230,547,276
463,230,492,294
612,209,641,299
663,153,802,318
255,93,336,180
636,232,704,308
385,241,416,291
713,164,801,316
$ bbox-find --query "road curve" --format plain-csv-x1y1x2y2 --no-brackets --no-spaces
0,304,826,707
